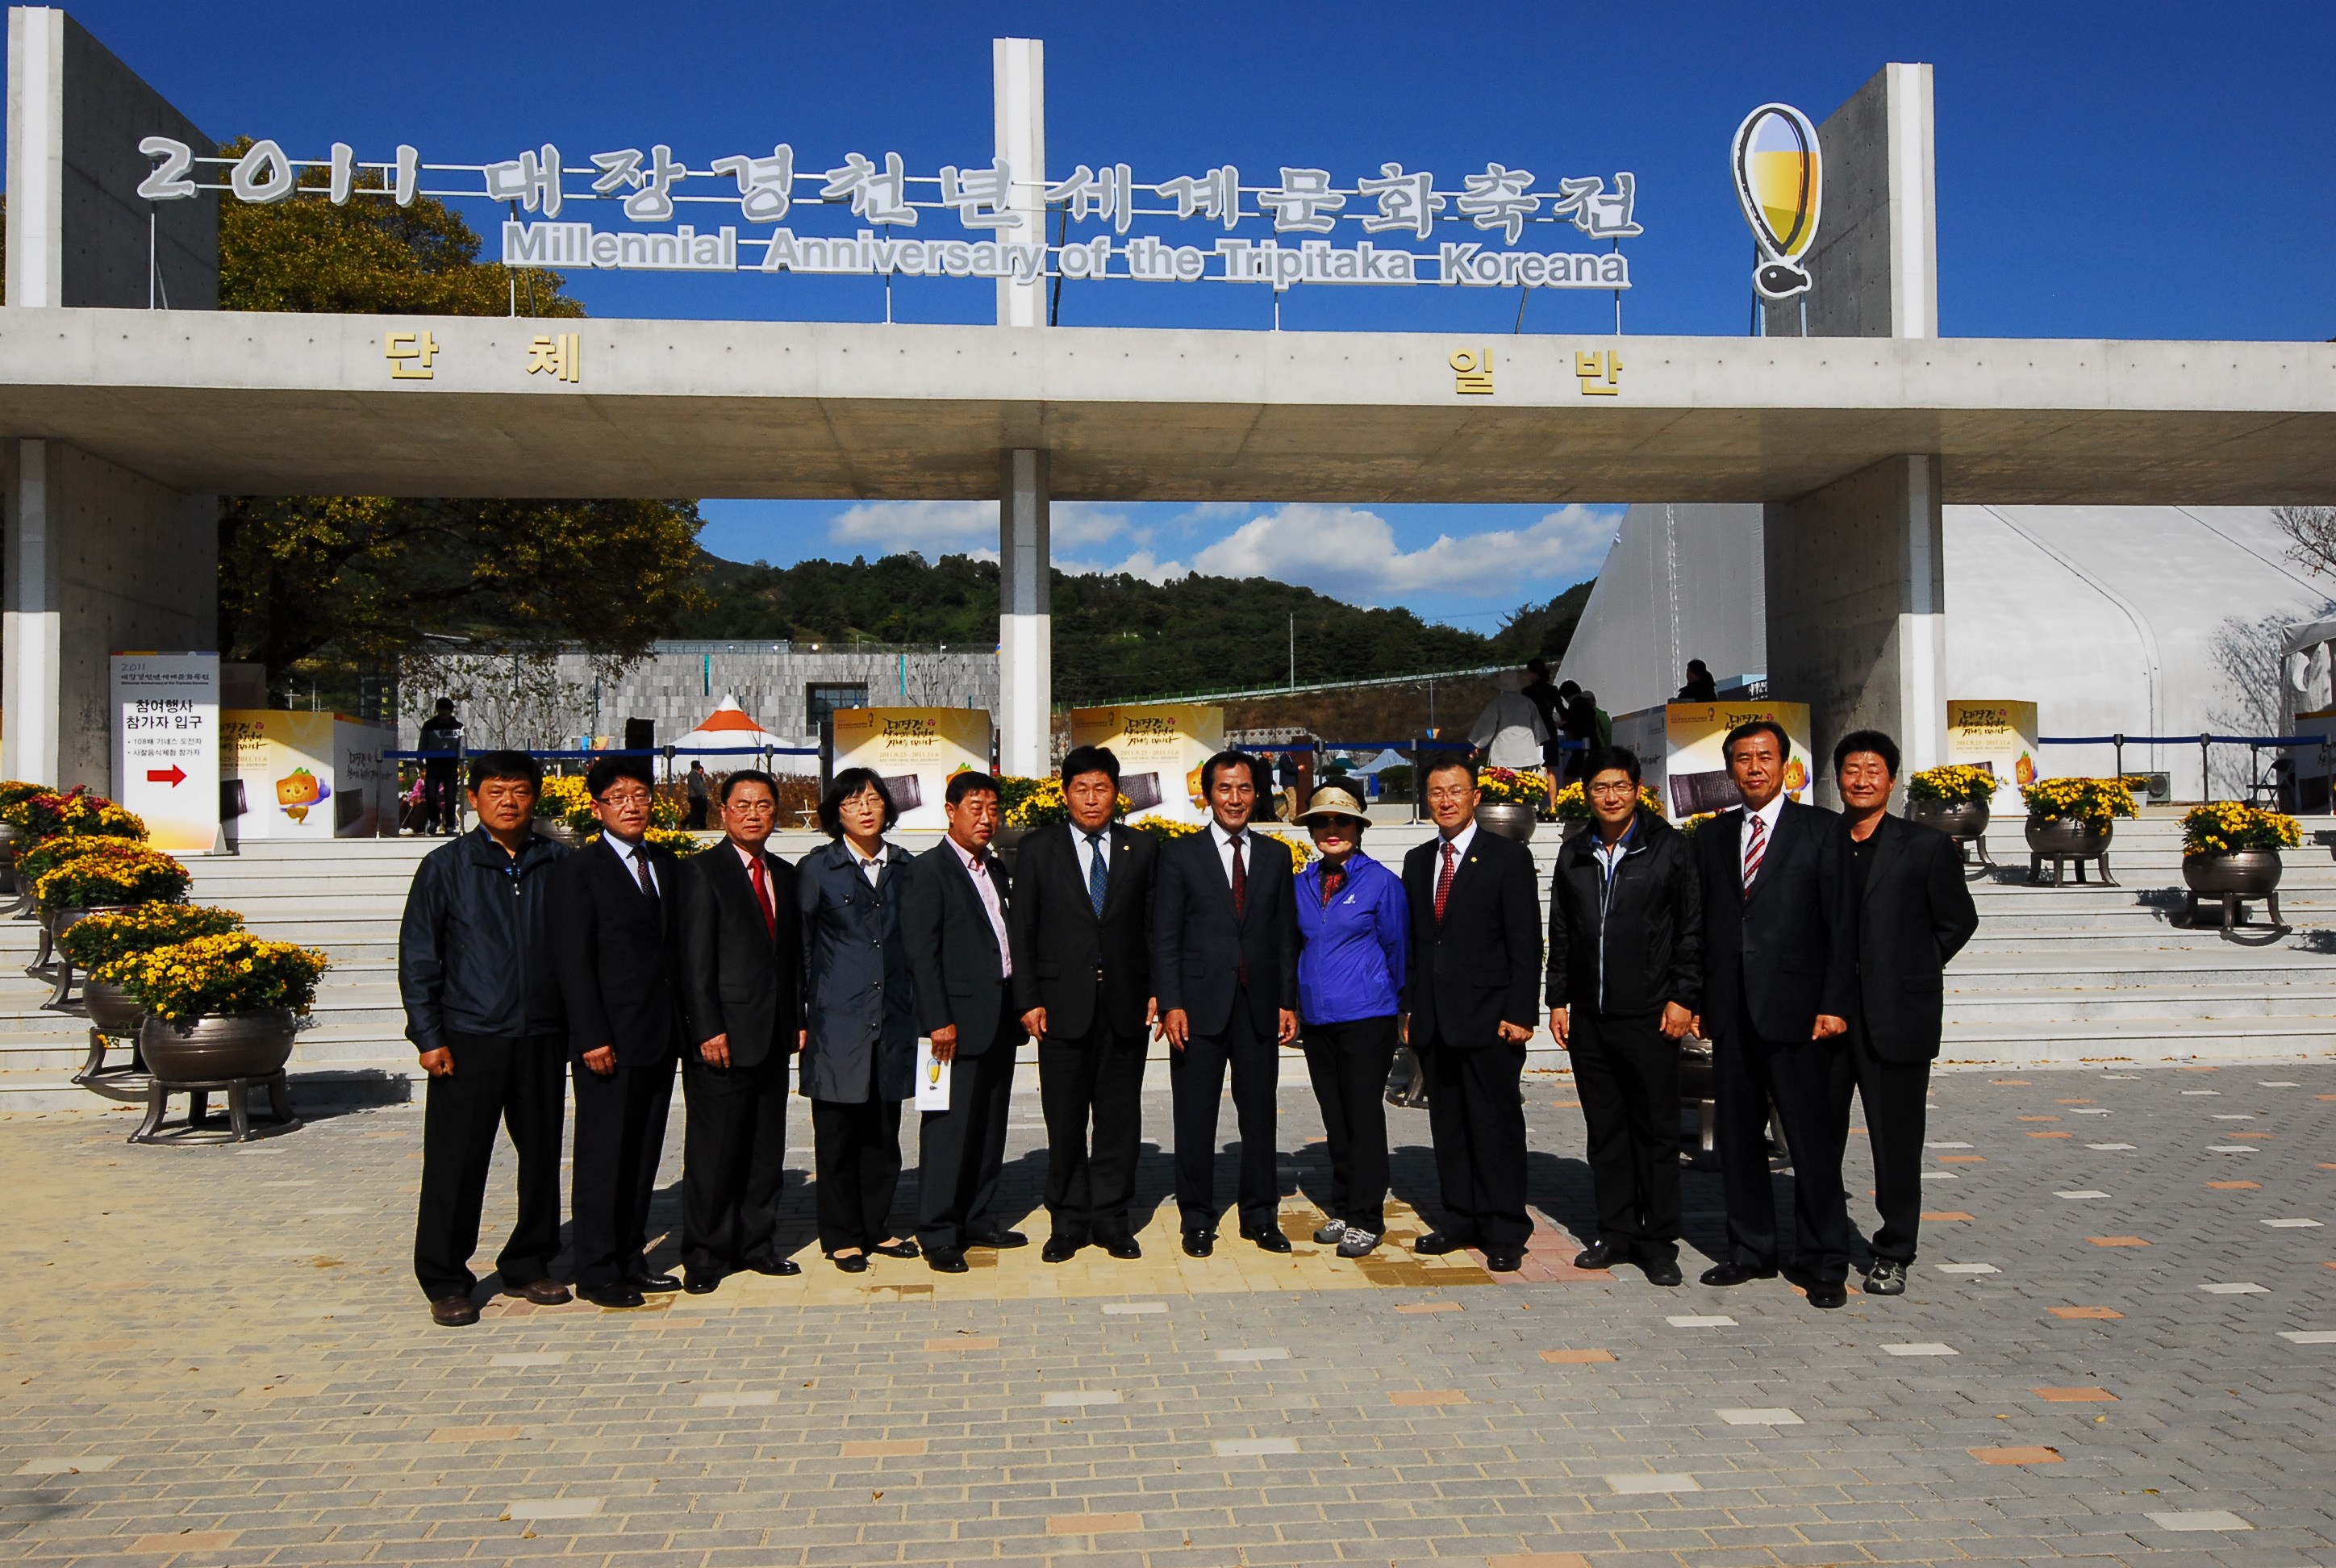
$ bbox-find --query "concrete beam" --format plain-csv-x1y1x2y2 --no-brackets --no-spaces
0,311,2332,505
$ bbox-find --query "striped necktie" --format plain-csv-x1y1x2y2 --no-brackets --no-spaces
1742,811,1768,899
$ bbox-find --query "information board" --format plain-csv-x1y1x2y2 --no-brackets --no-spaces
1946,700,2040,794
828,707,994,832
111,652,219,854
1067,703,1225,826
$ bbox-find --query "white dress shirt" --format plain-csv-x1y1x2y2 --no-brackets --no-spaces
1739,792,1787,882
1435,819,1479,865
605,832,659,894
1208,819,1254,887
946,835,1013,978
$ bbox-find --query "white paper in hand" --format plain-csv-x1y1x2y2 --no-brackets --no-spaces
915,1040,953,1111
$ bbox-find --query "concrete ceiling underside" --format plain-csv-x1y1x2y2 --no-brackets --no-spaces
0,310,2330,504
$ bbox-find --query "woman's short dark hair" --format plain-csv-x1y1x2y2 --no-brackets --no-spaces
467,751,541,793
1832,729,1902,778
1199,749,1262,794
946,769,1001,806
1582,744,1642,786
819,768,896,836
1721,719,1792,764
586,755,653,798
719,769,778,804
1060,744,1120,786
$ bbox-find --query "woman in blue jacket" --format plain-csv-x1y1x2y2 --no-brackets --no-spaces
797,768,920,1271
1291,782,1410,1257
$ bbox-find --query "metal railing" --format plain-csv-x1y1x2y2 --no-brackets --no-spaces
2036,732,2330,803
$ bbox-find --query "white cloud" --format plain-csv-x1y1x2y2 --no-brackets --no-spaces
824,498,1127,562
1057,548,1187,585
1188,503,1615,603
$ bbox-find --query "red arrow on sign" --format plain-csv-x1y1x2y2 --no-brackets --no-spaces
145,765,186,787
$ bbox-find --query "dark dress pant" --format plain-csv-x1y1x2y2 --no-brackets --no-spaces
1420,1029,1532,1248
1711,986,1855,1282
413,1031,566,1299
1847,1020,1933,1264
1570,1010,1681,1265
811,1095,903,1252
916,1009,1019,1253
1170,987,1280,1236
1038,1022,1146,1245
569,1053,676,1291
680,1046,792,1277
1299,1015,1400,1233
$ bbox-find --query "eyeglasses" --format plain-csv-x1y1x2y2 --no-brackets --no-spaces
597,789,651,807
1587,782,1638,798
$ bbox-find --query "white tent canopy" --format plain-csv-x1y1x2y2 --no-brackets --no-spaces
670,695,817,775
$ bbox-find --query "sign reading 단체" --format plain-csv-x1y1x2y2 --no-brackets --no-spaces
828,708,994,835
111,652,219,855
1069,704,1226,827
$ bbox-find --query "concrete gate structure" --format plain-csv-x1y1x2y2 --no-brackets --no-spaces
6,9,2336,797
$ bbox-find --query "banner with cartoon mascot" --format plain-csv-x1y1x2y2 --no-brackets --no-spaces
828,707,994,833
1067,703,1225,826
221,711,393,841
1946,700,2041,796
1646,701,1814,818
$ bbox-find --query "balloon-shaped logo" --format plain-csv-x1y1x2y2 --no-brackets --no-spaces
1732,102,1823,301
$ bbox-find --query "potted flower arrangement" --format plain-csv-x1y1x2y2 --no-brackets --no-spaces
0,779,46,891
1906,763,1999,840
2020,776,2136,860
532,774,593,845
1475,766,1551,843
58,904,244,1038
105,930,330,1084
24,840,189,978
2179,801,2300,906
2,784,145,901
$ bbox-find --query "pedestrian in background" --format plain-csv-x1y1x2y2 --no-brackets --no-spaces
796,769,920,1272
401,751,573,1327
1545,744,1700,1287
418,698,465,835
1469,669,1550,773
685,760,711,829
1291,782,1408,1259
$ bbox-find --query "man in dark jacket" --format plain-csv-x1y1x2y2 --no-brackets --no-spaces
1691,719,1859,1307
549,756,684,1309
400,751,573,1327
1833,730,1979,1297
671,770,803,1294
1007,745,1158,1262
1546,744,1701,1286
1151,750,1299,1256
1400,757,1543,1272
901,771,1029,1270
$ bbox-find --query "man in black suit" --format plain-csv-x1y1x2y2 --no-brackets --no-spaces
671,769,804,1295
1400,757,1542,1272
1008,745,1158,1262
550,756,683,1309
1151,749,1299,1256
901,771,1029,1273
1689,719,1859,1307
1833,730,1979,1297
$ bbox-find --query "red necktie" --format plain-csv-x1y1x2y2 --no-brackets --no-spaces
749,856,775,940
1434,841,1456,925
1230,834,1247,918
1742,812,1767,900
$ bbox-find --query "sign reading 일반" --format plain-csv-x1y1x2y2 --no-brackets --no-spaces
131,136,1641,295
111,652,219,854
828,708,995,834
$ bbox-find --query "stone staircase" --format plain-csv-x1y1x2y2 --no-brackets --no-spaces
1,809,2329,1113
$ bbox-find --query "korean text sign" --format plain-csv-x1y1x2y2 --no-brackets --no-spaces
111,653,219,855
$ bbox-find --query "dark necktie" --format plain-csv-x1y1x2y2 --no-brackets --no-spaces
630,844,657,899
1230,833,1247,918
749,855,775,940
1433,840,1456,925
1085,832,1109,917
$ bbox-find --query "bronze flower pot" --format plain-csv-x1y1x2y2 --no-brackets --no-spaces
2182,848,2283,900
2024,815,2112,858
85,978,144,1037
139,1008,298,1082
533,820,582,848
1908,799,1991,840
1472,803,1537,844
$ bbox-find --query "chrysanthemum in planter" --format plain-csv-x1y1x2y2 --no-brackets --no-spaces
2180,800,2301,856
1477,766,1553,810
1552,779,1664,820
2019,777,2137,824
101,932,329,1020
32,842,190,909
59,904,245,1036
1907,764,2000,806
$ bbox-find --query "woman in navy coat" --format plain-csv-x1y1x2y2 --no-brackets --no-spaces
796,768,920,1270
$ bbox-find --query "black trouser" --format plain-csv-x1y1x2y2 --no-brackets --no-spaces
1847,1022,1933,1265
811,1095,903,1252
1569,1010,1680,1264
569,1053,676,1291
916,1015,1019,1253
422,764,459,833
1038,1021,1146,1245
1300,1015,1400,1233
680,1045,791,1277
1421,1029,1532,1248
412,1031,566,1300
1712,991,1854,1282
1170,988,1280,1236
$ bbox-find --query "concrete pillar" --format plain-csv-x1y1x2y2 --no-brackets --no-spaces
992,38,1046,329
2,440,216,788
997,449,1051,778
1764,455,1944,805
1762,62,1933,340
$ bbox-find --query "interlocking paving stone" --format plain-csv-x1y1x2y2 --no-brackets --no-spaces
4,1061,2334,1566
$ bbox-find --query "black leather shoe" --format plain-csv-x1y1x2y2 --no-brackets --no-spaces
926,1248,970,1274
1641,1258,1684,1287
429,1294,479,1327
683,1272,720,1295
580,1285,646,1309
830,1252,870,1274
1573,1241,1623,1270
632,1271,682,1293
1246,1228,1293,1254
1699,1261,1778,1287
748,1258,802,1277
968,1230,1028,1249
1415,1230,1475,1256
1102,1236,1142,1260
1043,1236,1082,1264
870,1240,921,1259
1484,1248,1525,1273
1183,1230,1216,1258
1804,1282,1848,1309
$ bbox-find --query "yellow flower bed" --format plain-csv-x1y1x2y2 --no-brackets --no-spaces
1476,767,1551,807
2180,801,2300,856
1908,764,2000,806
2021,777,2137,824
99,931,329,1020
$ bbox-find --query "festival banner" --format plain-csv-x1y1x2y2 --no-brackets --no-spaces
1068,703,1226,825
221,711,395,842
829,707,994,832
1654,700,1813,818
111,653,219,854
1946,699,2041,794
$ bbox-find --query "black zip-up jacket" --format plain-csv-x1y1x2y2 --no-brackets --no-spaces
398,825,572,1055
1543,807,1703,1017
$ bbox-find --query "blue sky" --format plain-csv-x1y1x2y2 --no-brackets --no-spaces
28,0,2335,629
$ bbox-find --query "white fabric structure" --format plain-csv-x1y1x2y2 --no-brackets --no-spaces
670,695,817,776
1555,503,1767,719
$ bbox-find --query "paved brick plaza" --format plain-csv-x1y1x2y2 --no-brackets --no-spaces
2,1063,2330,1568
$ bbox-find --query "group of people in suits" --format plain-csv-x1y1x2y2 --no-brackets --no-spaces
399,717,1975,1325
